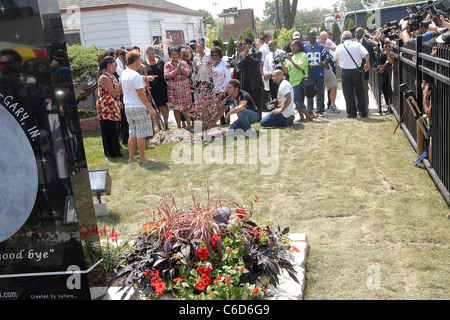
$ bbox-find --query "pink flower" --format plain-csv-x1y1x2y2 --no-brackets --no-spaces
98,226,107,237
106,227,121,242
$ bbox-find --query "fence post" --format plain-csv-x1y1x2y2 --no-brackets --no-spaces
398,39,404,121
416,34,423,112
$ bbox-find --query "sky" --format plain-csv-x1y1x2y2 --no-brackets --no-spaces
167,0,339,19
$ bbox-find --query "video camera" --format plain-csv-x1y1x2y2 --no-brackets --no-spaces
404,0,450,31
382,20,401,40
273,52,289,64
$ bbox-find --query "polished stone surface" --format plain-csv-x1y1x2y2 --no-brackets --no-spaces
0,0,103,300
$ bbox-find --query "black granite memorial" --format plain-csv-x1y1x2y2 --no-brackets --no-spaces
0,0,105,300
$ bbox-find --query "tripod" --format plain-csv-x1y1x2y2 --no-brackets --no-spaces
393,83,428,139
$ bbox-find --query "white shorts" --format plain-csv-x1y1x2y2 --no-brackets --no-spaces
324,66,338,89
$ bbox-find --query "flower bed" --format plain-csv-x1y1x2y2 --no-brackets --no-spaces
107,190,300,300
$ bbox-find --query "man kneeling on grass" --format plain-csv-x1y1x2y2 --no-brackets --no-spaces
260,69,295,127
224,79,260,136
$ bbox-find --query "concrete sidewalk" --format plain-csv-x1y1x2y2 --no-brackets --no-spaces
164,89,381,129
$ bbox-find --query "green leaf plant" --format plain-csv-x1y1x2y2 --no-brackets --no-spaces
109,187,299,300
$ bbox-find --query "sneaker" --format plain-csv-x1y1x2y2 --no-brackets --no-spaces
413,151,427,166
286,115,295,126
327,105,341,113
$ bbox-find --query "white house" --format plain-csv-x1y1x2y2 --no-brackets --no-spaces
58,0,204,51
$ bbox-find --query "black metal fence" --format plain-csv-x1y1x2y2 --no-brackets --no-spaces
369,35,450,205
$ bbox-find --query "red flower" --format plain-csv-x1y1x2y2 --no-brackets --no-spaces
197,247,209,260
197,264,213,277
195,279,208,291
98,226,107,237
151,275,162,287
151,269,159,276
226,247,232,253
106,227,121,242
211,234,218,247
225,276,231,285
236,208,246,219
214,276,222,282
253,287,259,294
154,283,165,295
80,228,90,239
143,270,150,277
201,274,211,287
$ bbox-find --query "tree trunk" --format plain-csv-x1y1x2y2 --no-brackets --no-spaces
275,0,281,30
282,0,298,29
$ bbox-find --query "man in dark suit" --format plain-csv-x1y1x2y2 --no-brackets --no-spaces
237,37,264,121
355,27,377,113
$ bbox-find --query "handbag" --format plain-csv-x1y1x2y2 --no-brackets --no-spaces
343,44,364,76
300,69,317,99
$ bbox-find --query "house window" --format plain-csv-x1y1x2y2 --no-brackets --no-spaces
152,36,163,57
225,16,235,25
65,32,81,46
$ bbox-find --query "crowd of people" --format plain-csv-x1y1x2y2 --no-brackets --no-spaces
95,14,450,164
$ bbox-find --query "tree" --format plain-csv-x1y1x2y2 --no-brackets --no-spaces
67,44,105,104
204,25,219,48
227,34,236,57
305,24,311,35
273,29,279,40
320,22,326,32
263,0,298,29
246,28,255,41
275,0,281,29
276,28,294,49
345,18,355,31
332,22,341,45
282,0,298,29
199,9,215,28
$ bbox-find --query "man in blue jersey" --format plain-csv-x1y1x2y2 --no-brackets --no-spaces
304,30,328,118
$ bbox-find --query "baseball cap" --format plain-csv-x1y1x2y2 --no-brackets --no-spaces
293,31,301,39
436,30,450,44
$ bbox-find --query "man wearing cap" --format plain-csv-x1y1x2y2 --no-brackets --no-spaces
283,31,301,53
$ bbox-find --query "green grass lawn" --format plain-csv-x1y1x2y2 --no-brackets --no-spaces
82,114,450,300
